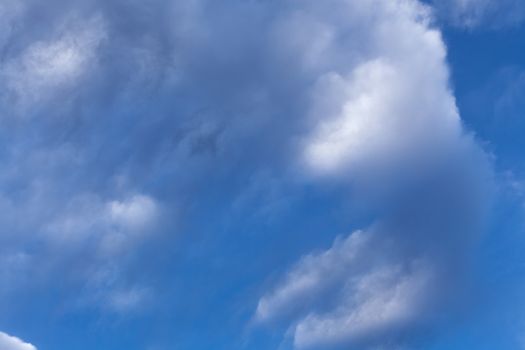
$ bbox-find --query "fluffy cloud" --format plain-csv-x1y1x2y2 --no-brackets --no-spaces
301,10,459,181
273,0,473,209
0,0,493,347
0,332,36,350
294,259,432,349
257,226,451,349
255,0,492,348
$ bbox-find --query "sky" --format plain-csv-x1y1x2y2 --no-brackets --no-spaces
0,0,524,349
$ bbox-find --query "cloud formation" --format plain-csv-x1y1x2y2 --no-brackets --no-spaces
0,332,36,350
255,0,492,348
257,229,437,349
0,0,495,348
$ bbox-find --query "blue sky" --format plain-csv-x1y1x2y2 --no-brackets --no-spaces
0,0,524,349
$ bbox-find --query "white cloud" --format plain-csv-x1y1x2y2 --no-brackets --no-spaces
45,193,159,247
0,332,36,350
304,59,459,177
255,0,491,348
297,0,461,183
257,230,436,349
0,0,493,344
38,192,160,311
1,15,106,111
109,195,159,232
256,231,371,322
294,263,432,349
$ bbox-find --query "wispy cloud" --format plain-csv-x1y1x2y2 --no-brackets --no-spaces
433,0,525,28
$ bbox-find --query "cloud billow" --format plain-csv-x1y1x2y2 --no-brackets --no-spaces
253,0,492,348
0,0,494,349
